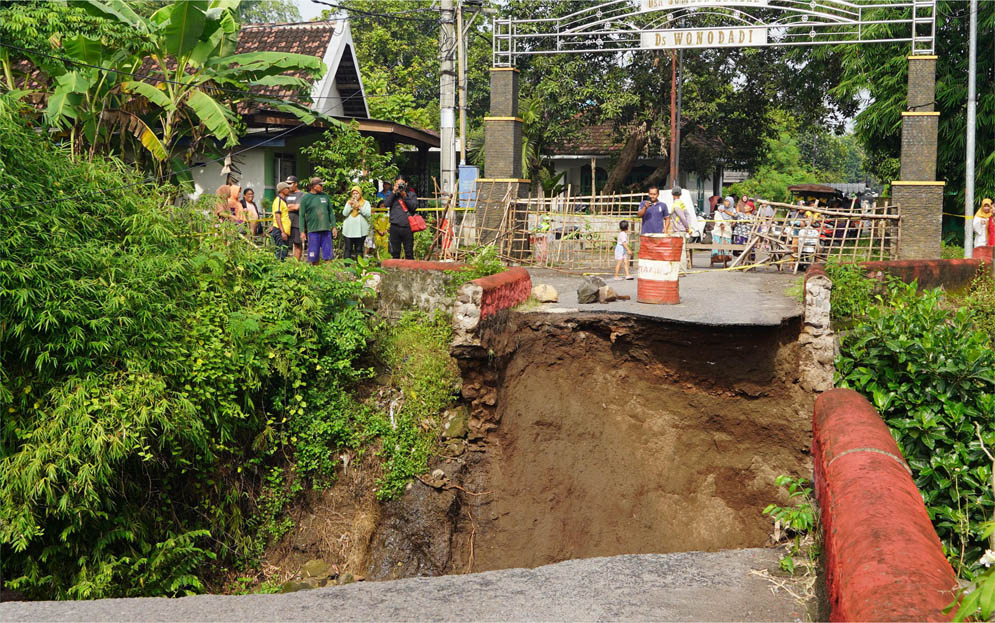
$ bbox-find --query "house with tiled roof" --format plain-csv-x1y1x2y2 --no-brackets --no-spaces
191,20,439,203
547,121,723,211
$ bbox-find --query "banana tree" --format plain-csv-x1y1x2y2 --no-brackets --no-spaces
39,34,151,162
51,0,330,180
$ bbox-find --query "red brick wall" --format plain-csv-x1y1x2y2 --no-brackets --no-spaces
813,389,957,621
381,259,467,272
472,267,532,320
859,258,984,290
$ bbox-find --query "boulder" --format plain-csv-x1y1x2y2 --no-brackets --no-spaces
279,581,312,593
597,286,618,303
531,283,559,303
301,559,336,580
577,276,607,304
442,406,469,439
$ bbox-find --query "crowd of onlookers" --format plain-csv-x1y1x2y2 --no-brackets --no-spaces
631,185,885,268
213,174,421,263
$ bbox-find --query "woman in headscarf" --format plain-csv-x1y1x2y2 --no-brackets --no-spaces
974,197,993,248
733,196,754,245
712,195,735,262
227,184,245,224
341,185,372,259
215,184,232,221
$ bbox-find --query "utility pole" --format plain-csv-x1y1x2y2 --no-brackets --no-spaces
675,49,683,187
439,0,457,196
457,1,467,166
668,49,678,187
963,0,978,256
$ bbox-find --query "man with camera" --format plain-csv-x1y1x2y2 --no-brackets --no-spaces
384,175,418,259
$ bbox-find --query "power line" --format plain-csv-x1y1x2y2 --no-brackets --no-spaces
309,0,441,24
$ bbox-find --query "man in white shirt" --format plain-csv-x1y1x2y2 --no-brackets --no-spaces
679,187,699,237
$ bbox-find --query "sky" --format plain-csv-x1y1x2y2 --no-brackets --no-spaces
295,0,334,21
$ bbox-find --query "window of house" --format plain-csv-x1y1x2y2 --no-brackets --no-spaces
274,153,296,186
581,166,608,195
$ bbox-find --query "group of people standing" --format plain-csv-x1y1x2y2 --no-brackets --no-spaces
217,174,420,264
707,194,777,258
214,184,263,236
613,185,699,277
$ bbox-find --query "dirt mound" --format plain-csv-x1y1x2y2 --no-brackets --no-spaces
451,313,813,572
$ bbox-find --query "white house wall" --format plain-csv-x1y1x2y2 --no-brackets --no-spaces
547,156,715,209
190,151,266,200
312,22,368,118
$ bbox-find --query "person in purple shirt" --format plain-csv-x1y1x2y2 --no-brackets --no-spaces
637,185,671,234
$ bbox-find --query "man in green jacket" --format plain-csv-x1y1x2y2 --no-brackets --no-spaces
300,177,337,264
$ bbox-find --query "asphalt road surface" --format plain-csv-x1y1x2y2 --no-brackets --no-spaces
527,263,803,327
1,549,812,622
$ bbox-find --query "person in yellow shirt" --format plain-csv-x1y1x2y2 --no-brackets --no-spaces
270,182,292,261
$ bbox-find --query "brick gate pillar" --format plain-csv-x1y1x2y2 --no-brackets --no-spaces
480,67,529,246
894,55,943,259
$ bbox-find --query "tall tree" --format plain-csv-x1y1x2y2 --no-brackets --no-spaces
832,0,995,221
325,0,491,130
237,0,301,23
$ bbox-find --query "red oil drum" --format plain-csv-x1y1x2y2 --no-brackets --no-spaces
637,233,683,304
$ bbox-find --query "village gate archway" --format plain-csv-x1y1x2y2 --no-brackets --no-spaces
481,0,941,259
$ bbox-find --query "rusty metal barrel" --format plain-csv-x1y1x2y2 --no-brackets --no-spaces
637,233,682,304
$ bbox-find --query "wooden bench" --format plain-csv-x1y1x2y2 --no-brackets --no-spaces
686,243,750,267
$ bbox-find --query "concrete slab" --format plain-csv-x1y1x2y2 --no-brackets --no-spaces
527,260,804,327
0,549,812,622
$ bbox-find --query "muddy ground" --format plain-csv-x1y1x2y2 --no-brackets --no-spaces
258,311,814,587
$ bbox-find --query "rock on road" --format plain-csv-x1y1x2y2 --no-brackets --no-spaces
1,549,811,622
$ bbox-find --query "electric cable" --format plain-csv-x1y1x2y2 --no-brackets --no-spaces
310,0,441,23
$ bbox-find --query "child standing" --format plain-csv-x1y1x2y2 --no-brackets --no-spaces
614,221,633,280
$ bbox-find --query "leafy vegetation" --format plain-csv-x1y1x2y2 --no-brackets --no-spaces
2,0,325,182
835,275,995,577
822,261,879,321
832,0,995,239
0,97,373,599
443,245,506,295
303,120,398,212
763,475,819,576
949,523,995,621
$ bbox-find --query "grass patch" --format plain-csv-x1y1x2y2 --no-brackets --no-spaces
785,277,805,303
513,295,544,312
443,245,506,296
365,311,461,499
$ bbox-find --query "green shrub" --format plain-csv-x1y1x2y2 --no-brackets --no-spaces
0,98,373,598
965,273,995,346
941,241,965,260
824,260,879,321
836,279,995,575
444,244,506,295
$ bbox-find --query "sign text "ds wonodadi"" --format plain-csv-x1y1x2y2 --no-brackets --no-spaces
640,27,769,49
